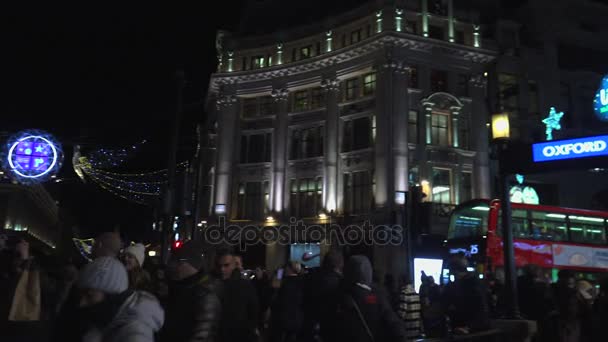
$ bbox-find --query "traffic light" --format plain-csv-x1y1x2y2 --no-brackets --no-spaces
173,241,182,249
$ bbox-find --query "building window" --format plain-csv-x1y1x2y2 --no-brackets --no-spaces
460,172,472,203
351,30,361,44
459,115,469,150
290,126,324,159
410,66,418,88
431,168,452,204
408,110,418,143
242,96,275,118
344,171,372,214
345,77,360,101
431,69,448,92
290,177,323,217
363,73,376,96
498,73,519,120
240,133,272,163
242,98,258,118
294,90,309,112
456,74,469,97
236,181,266,219
258,96,274,116
431,112,449,146
310,88,324,109
252,56,265,69
300,46,312,59
429,25,444,40
342,116,372,152
292,87,324,112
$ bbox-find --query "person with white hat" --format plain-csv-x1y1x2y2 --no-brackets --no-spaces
76,256,164,342
120,243,151,292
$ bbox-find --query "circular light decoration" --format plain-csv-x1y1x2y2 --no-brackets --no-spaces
3,130,63,183
593,74,608,122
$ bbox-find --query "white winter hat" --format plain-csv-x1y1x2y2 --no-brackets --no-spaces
125,243,146,267
78,257,128,294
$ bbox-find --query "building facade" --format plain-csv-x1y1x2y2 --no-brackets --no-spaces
201,0,496,276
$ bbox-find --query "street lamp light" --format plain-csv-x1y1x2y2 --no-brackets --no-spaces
490,113,520,319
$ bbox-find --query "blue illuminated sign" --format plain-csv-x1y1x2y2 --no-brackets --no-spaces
594,75,608,122
532,135,608,162
4,130,62,183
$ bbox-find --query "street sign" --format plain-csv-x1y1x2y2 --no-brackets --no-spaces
532,135,608,163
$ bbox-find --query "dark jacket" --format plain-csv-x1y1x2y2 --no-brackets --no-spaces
303,268,342,341
220,270,259,342
442,272,490,332
335,255,406,342
271,274,305,341
161,272,222,342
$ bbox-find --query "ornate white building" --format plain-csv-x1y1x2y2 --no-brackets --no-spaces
201,0,496,275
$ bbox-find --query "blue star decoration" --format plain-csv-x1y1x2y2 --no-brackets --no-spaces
542,107,564,141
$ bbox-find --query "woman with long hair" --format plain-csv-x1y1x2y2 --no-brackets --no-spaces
120,243,151,292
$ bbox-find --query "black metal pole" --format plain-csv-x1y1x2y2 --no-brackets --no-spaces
403,198,414,286
500,169,520,318
160,70,186,264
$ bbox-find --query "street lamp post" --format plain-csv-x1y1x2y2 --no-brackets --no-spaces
491,113,520,319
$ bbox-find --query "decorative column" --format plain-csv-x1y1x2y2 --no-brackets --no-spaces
392,63,410,202
469,74,490,198
321,77,340,212
214,92,238,215
448,0,455,42
422,101,434,145
421,0,429,37
451,105,461,148
271,88,289,214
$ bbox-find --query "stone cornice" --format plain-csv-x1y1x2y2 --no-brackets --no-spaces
209,32,496,92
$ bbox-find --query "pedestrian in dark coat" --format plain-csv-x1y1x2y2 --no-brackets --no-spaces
334,255,406,342
270,261,305,342
162,241,222,342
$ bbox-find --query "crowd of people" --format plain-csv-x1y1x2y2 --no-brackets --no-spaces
1,232,608,342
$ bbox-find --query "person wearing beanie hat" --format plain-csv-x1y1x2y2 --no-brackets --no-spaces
120,243,152,292
162,240,222,342
76,257,164,342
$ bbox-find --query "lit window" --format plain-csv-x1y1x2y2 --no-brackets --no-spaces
252,56,265,69
300,46,312,59
363,73,376,96
431,112,450,146
290,177,323,217
431,168,452,204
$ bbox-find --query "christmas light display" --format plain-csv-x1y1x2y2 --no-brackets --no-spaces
542,107,564,141
73,238,94,262
594,75,608,122
3,130,63,184
73,147,189,205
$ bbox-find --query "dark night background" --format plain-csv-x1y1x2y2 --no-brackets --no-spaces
1,1,371,241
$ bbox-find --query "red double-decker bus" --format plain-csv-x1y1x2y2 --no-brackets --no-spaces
442,199,608,284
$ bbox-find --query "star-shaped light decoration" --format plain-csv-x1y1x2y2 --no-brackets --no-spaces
542,107,564,141
515,174,524,185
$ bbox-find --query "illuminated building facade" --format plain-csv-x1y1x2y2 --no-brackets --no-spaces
201,0,496,274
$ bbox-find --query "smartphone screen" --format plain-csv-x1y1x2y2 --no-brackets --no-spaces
276,268,284,280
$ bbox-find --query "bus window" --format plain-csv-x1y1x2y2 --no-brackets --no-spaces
496,209,529,238
568,216,606,245
448,205,488,239
530,211,568,241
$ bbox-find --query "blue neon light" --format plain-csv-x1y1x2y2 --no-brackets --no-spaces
4,130,62,183
594,75,608,122
532,135,608,162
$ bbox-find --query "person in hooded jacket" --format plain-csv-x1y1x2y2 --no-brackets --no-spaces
75,256,164,342
334,255,406,342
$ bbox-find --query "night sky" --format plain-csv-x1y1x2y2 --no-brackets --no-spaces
2,1,370,242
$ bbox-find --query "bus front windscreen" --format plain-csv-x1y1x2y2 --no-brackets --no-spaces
448,203,489,239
